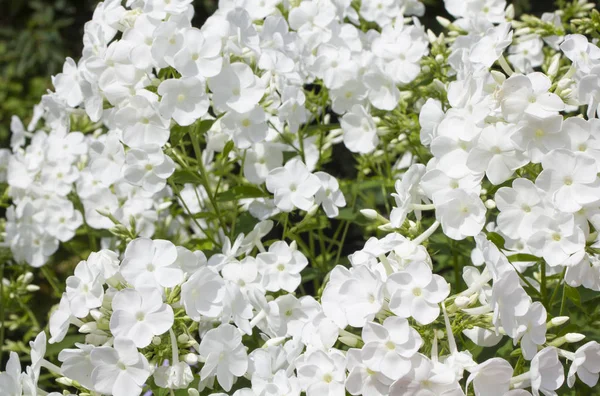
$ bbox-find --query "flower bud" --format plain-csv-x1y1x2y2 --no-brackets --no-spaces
188,389,200,396
56,377,74,386
360,209,378,219
550,316,569,326
548,54,561,78
565,333,585,343
427,29,437,44
22,272,34,285
436,16,451,28
184,353,199,365
177,334,190,344
339,335,360,348
485,199,496,210
454,296,471,308
152,336,162,346
79,322,98,333
89,310,104,322
505,4,514,19
25,285,40,292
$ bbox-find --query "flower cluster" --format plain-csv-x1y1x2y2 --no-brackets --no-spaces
2,0,600,395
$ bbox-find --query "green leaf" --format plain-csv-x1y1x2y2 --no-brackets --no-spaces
507,254,540,263
193,212,217,220
565,285,582,309
216,185,269,202
190,119,216,141
171,170,202,185
487,232,506,250
170,124,187,146
221,140,235,160
336,208,357,221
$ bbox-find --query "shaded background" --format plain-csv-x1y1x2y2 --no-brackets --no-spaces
0,0,555,149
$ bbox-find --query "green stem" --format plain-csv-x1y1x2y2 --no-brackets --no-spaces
168,180,221,248
189,126,227,232
541,262,547,306
0,261,5,364
547,268,566,309
559,282,567,316
18,299,40,331
40,266,62,298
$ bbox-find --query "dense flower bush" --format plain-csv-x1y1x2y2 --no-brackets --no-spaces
2,0,600,395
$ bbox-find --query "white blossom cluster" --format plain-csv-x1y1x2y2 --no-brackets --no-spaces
2,0,600,395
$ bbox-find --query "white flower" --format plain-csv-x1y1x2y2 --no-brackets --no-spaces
90,338,151,396
208,61,265,113
466,123,528,185
257,241,308,293
567,341,600,387
266,158,321,212
536,149,600,213
220,105,268,149
115,93,171,148
120,238,184,289
499,73,564,122
436,189,486,241
59,344,96,389
361,317,423,380
158,77,209,126
314,172,346,218
495,178,545,239
296,349,346,396
174,27,222,78
466,358,513,396
109,287,174,348
386,261,450,325
515,302,547,360
65,260,104,318
389,354,462,395
123,145,175,193
322,265,384,328
154,361,194,390
340,104,379,154
181,267,226,320
530,347,564,396
345,348,394,396
199,323,248,391
469,22,513,67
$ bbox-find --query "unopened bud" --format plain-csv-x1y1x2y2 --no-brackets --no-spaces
505,4,514,19
22,272,34,284
485,199,496,210
565,333,585,343
436,16,451,28
152,336,162,346
454,296,471,308
184,353,199,365
79,323,98,333
306,204,319,217
427,29,437,44
548,54,561,78
339,335,360,348
360,209,378,220
550,316,569,326
177,334,189,344
26,285,40,292
90,310,104,322
56,377,74,386
188,389,200,396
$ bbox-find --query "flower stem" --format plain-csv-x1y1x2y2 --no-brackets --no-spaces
169,329,179,364
411,203,436,211
498,55,514,76
412,220,440,246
